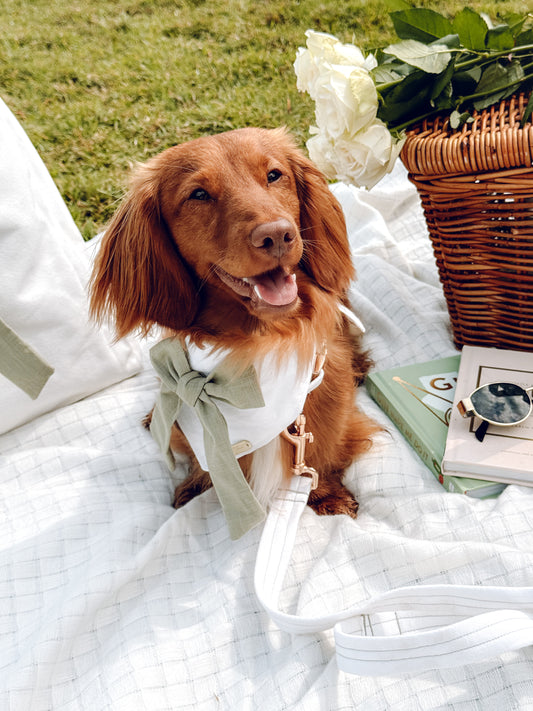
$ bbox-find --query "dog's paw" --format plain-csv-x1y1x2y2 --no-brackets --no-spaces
308,483,359,519
173,474,213,509
142,409,153,430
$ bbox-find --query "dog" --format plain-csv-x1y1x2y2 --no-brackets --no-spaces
90,127,377,522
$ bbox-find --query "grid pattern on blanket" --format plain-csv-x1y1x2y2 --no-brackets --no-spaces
2,165,533,710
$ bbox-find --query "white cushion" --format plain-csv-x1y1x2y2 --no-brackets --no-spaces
0,97,142,434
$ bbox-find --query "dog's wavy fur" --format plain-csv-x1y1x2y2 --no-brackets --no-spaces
90,127,378,518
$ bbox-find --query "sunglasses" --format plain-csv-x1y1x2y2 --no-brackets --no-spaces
457,382,533,442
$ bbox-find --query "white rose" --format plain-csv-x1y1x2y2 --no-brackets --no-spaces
307,121,405,190
303,30,343,59
334,122,405,189
313,64,378,139
294,31,377,97
304,30,367,68
306,129,338,180
294,46,318,95
294,34,335,97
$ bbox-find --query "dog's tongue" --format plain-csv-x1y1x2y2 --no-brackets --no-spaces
251,269,297,306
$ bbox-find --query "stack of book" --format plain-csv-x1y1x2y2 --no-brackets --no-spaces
365,345,533,498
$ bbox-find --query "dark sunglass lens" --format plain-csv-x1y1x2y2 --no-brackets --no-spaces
471,383,531,424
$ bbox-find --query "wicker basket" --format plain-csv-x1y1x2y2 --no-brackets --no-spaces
400,93,533,351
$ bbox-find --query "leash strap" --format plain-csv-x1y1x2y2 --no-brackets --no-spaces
255,476,533,676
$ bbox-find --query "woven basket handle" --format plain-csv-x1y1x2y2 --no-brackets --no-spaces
254,477,533,676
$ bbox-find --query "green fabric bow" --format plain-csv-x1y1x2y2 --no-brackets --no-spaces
149,338,267,540
0,317,54,398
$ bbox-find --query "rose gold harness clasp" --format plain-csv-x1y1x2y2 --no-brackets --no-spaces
281,413,319,490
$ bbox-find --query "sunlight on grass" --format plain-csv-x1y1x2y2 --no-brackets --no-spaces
1,0,530,238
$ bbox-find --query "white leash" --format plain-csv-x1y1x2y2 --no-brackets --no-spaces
254,476,533,676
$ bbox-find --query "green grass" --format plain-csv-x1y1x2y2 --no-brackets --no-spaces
1,0,530,238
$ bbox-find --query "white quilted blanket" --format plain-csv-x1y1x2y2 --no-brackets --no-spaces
2,165,533,710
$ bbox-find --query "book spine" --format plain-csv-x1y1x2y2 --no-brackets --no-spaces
439,474,472,495
366,376,442,480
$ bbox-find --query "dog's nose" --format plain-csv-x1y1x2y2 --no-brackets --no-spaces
250,219,296,258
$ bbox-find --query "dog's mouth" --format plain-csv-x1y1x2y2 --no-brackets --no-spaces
214,265,299,310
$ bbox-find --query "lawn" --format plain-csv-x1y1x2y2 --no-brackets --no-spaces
1,0,530,238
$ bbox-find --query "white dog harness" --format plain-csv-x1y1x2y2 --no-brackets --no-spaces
149,303,365,540
176,339,325,471
149,337,325,540
180,299,365,470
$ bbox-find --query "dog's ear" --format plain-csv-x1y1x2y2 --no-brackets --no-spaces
288,147,354,295
89,157,198,338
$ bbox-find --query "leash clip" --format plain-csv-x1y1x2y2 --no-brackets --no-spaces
281,413,319,490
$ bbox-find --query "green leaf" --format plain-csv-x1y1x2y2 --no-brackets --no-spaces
430,57,456,101
473,61,525,110
383,0,411,11
433,34,461,50
378,70,433,126
517,28,533,45
372,65,403,85
450,110,473,129
449,110,462,129
486,25,515,51
384,39,452,74
452,8,488,51
475,61,523,94
520,91,533,127
390,9,454,43
507,14,528,39
452,67,482,96
432,92,453,111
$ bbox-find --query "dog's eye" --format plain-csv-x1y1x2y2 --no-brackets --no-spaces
267,169,282,184
189,188,211,201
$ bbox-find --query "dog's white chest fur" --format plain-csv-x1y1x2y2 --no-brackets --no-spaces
176,340,320,472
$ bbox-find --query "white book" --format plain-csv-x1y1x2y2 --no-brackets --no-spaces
442,345,533,487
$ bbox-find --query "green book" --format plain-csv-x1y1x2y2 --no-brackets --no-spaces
365,355,506,499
